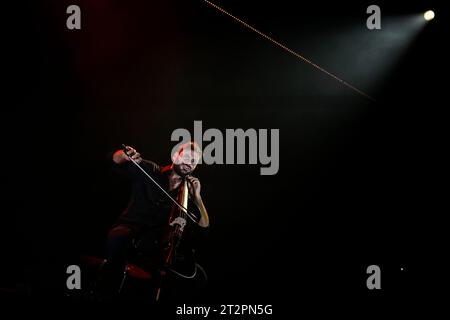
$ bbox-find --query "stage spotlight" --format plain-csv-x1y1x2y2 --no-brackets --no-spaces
424,10,435,21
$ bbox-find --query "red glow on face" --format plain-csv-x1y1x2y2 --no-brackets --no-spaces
174,149,200,166
173,149,201,176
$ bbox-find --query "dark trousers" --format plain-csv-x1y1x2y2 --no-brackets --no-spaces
97,223,207,301
95,224,142,298
105,224,138,267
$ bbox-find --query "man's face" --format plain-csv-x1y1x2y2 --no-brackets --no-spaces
173,149,201,176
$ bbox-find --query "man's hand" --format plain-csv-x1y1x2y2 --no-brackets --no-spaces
186,175,201,200
113,146,142,164
187,175,209,228
186,176,209,228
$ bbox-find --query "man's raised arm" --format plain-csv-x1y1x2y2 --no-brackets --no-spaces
112,146,143,164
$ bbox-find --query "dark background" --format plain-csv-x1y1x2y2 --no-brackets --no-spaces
2,0,446,312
